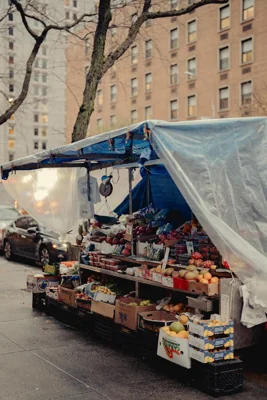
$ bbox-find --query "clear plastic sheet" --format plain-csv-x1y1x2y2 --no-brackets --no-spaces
3,168,81,239
151,118,267,307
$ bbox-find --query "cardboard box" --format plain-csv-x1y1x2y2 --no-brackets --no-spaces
115,297,156,331
139,311,177,333
162,276,174,288
189,318,234,337
91,300,115,319
43,264,59,276
189,334,234,350
58,286,77,307
187,296,215,312
89,291,116,304
188,281,219,296
189,345,234,364
76,298,92,311
27,274,60,293
45,286,58,301
152,272,163,283
157,329,191,369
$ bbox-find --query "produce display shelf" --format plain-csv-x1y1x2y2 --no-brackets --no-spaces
79,263,198,295
112,255,184,269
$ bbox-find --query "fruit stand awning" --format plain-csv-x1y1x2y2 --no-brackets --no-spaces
2,117,267,306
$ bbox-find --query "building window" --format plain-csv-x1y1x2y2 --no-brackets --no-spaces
131,110,137,124
34,142,39,150
145,39,152,59
42,47,47,56
73,0,78,7
8,13,13,21
8,26,13,36
219,87,229,110
73,13,78,21
42,128,47,137
170,100,178,120
9,69,14,79
145,7,152,26
9,41,14,50
110,115,116,127
219,5,230,30
242,0,254,21
42,142,47,150
97,118,103,130
41,114,48,123
131,45,138,64
170,0,178,10
187,58,196,79
170,64,178,85
131,13,138,23
110,27,116,42
97,89,103,106
34,86,39,96
9,153,14,162
145,106,152,120
34,59,39,68
170,28,178,49
65,11,70,19
34,72,39,82
188,95,196,117
110,85,117,103
9,83,14,93
34,128,38,136
42,74,47,83
9,56,14,65
145,73,152,93
241,38,253,64
131,78,138,97
34,114,39,122
8,126,14,135
85,38,90,55
219,46,229,71
42,60,47,69
241,81,252,105
8,139,15,149
188,20,196,43
42,87,47,96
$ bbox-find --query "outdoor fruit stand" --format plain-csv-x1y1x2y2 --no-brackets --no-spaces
3,118,267,397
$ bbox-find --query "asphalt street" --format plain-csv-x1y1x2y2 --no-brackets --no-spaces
1,257,267,400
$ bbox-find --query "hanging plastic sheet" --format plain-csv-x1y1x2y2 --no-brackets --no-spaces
2,168,82,239
151,117,267,310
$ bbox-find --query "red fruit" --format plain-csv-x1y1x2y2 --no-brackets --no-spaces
122,249,130,256
120,238,126,244
192,252,203,260
112,238,120,245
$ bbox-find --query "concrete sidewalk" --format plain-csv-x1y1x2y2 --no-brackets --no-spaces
1,257,267,400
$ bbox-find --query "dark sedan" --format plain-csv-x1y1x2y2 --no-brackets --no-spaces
3,216,68,265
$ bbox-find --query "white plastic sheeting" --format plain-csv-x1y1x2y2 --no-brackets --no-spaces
151,117,267,307
3,168,81,239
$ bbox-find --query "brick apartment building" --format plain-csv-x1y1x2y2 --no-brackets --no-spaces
66,0,266,142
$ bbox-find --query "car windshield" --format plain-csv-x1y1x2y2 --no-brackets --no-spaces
0,208,19,220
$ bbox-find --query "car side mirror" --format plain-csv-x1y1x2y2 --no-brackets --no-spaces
27,227,38,235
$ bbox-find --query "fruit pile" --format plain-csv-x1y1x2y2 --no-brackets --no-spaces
128,300,152,307
176,265,219,285
75,293,90,300
162,302,193,314
162,322,189,339
91,286,115,295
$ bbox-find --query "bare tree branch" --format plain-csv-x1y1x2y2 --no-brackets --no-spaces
0,5,13,24
11,0,39,40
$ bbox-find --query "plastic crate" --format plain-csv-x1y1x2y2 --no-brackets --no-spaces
138,328,159,353
93,313,114,341
190,359,243,397
114,325,138,349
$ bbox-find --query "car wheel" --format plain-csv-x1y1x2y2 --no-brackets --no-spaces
39,246,50,266
4,240,13,261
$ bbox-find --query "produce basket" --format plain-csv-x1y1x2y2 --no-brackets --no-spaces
114,324,138,349
93,313,115,342
190,359,243,397
138,327,159,356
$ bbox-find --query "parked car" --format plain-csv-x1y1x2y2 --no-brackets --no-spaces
0,205,21,249
3,215,68,265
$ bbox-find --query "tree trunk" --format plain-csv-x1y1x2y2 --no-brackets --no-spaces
72,0,112,142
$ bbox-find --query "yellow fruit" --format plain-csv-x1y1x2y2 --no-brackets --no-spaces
173,304,182,313
201,279,209,284
203,272,212,281
197,274,203,282
177,330,189,339
210,277,219,284
162,326,169,333
179,314,189,325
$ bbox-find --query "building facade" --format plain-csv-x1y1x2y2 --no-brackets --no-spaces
0,0,92,165
66,0,267,141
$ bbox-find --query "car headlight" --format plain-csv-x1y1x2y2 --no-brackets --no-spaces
52,243,67,250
